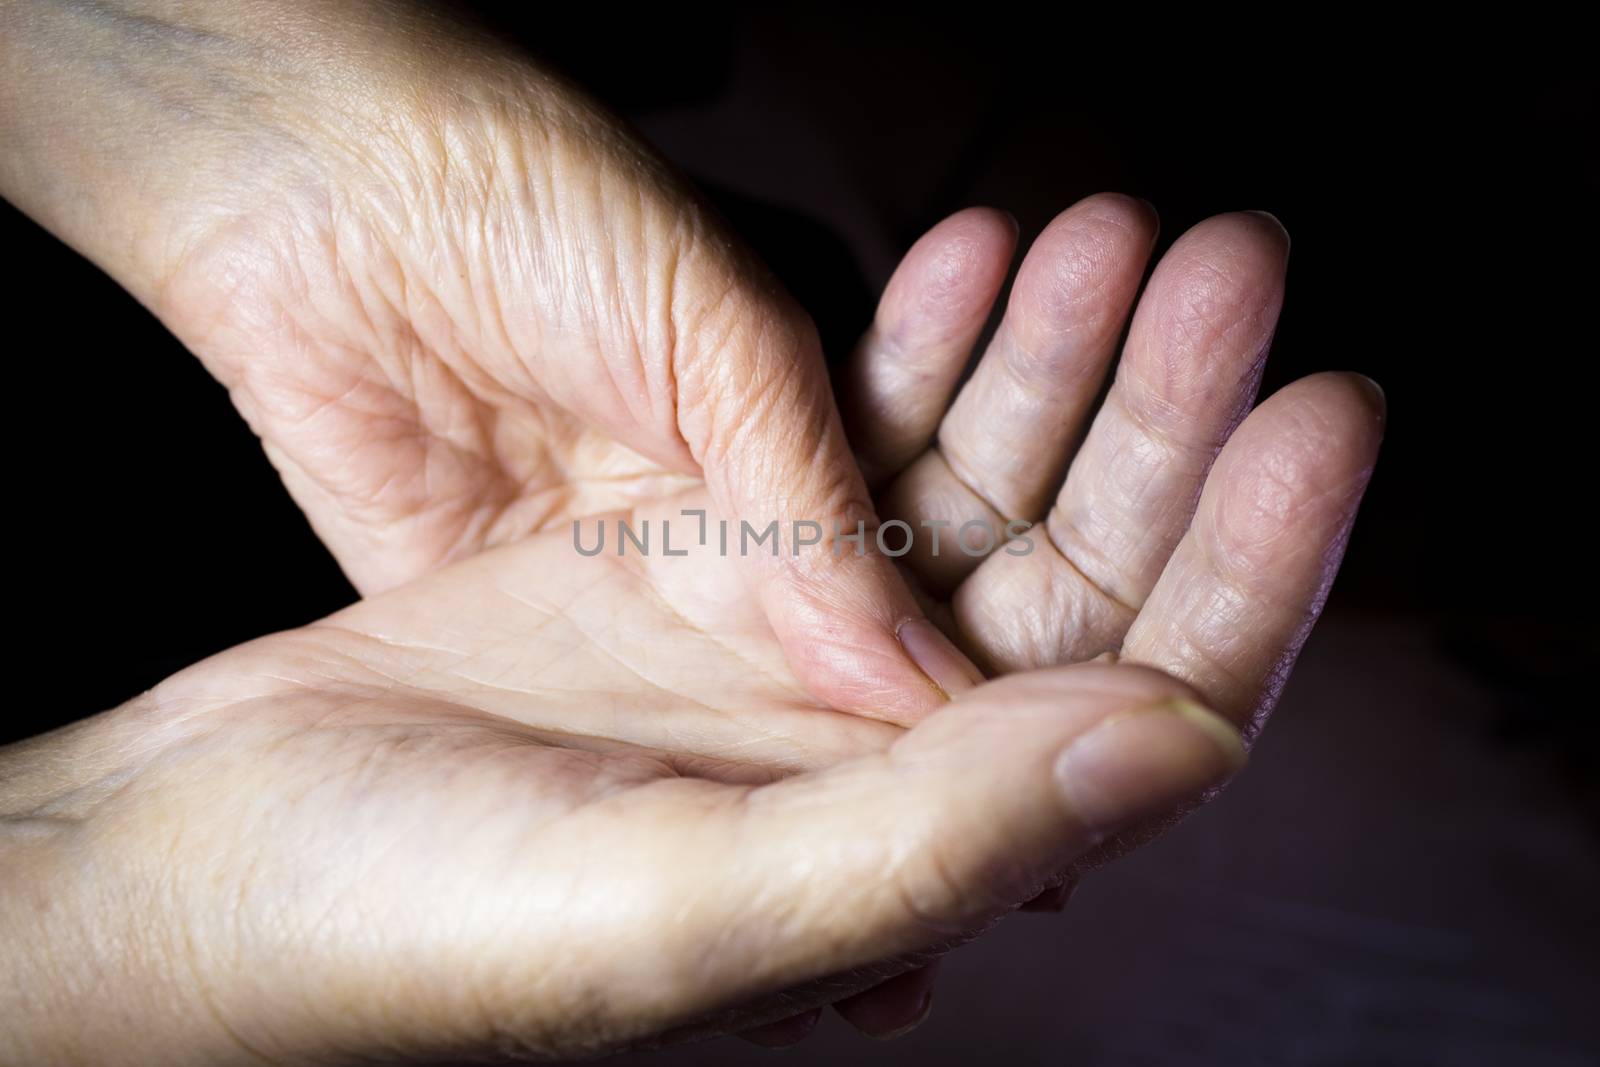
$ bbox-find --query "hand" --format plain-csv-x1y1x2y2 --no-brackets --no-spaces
813,197,1384,1009
0,2,1382,1062
0,0,969,723
1,196,1381,1064
2,489,1246,1064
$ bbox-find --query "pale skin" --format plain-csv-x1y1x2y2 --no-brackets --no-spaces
0,2,1385,1062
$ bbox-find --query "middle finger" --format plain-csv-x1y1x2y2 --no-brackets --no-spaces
879,193,1158,593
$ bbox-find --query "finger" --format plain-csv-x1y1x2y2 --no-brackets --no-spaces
840,208,1017,488
951,213,1293,672
834,962,939,1039
676,663,1243,1022
1018,873,1079,913
1046,211,1289,611
882,194,1159,593
675,281,980,726
439,663,1243,1053
1121,372,1385,731
737,1008,824,1048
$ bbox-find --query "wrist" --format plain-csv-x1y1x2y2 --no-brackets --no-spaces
0,716,242,1066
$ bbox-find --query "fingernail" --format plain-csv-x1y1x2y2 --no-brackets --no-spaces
1243,208,1285,227
1355,373,1387,412
1055,699,1246,842
1243,210,1291,253
898,618,984,698
872,990,933,1041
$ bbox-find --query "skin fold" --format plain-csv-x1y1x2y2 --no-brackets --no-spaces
0,1,1385,1061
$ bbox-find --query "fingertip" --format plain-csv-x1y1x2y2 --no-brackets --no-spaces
764,565,952,726
1054,696,1245,842
835,964,939,1040
1254,371,1388,460
1074,190,1161,235
1240,208,1291,245
1005,194,1160,354
1307,372,1388,451
1340,370,1388,425
1167,209,1291,279
1200,210,1292,266
1034,191,1161,255
882,207,1016,340
898,617,984,699
954,204,1021,239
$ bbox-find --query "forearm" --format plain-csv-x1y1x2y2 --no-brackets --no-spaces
3,1,298,300
0,0,594,307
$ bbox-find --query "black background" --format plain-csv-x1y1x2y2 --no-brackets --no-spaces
6,9,1596,1064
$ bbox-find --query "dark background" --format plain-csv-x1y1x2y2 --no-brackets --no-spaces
6,9,1596,1065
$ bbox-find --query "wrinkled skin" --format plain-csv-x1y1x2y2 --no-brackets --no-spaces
1,535,1245,1062
0,205,1382,1059
0,2,1385,1063
846,199,1367,729
2,0,966,724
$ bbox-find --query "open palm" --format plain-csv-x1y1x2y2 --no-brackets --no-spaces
137,19,955,724
1,7,1388,1063
11,197,1381,1065
20,479,1231,1064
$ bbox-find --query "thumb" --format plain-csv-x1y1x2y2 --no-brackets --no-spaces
675,287,977,725
653,662,1246,1029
